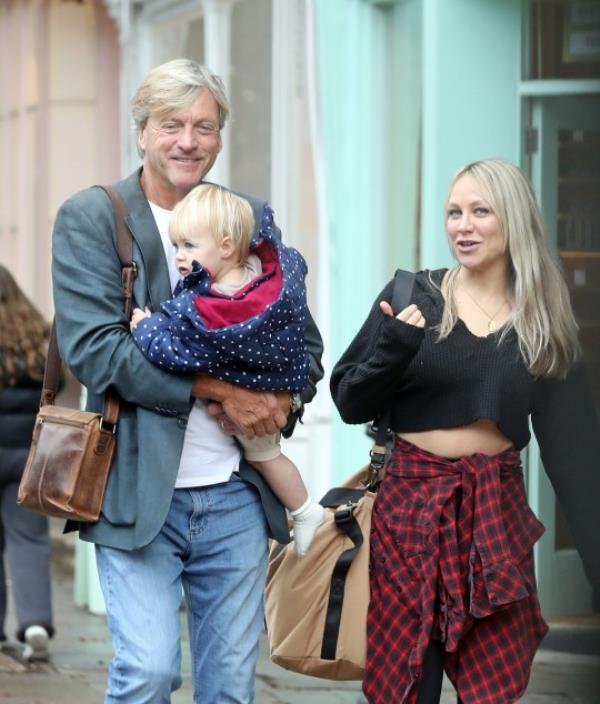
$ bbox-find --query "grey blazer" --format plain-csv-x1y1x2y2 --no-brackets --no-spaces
52,169,324,549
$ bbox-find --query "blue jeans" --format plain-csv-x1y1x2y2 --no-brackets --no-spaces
96,475,269,703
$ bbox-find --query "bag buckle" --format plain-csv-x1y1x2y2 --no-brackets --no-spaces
334,502,356,526
99,417,117,434
364,448,386,488
369,448,386,470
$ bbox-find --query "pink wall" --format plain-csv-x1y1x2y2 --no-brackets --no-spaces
0,0,120,318
95,0,121,185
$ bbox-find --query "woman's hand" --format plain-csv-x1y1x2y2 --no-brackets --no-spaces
379,301,426,328
130,306,151,331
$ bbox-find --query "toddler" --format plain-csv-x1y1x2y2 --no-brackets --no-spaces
130,184,323,555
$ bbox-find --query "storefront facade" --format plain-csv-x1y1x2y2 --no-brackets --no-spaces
2,0,597,618
315,0,599,616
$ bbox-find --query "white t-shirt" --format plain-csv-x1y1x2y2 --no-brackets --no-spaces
148,200,241,487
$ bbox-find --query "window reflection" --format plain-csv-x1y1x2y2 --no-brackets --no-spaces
529,0,600,79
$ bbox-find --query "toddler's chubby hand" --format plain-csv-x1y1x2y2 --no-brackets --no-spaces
380,301,426,328
130,306,151,331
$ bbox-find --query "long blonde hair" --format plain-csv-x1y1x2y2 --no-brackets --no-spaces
0,266,50,388
438,159,579,378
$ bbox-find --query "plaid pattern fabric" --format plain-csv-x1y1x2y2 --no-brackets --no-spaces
365,438,548,704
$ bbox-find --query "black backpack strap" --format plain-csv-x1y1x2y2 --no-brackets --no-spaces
369,268,416,467
391,268,416,315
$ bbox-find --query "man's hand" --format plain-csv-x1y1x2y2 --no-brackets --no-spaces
192,375,290,437
219,387,289,437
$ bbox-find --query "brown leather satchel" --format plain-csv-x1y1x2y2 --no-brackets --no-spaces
17,186,135,522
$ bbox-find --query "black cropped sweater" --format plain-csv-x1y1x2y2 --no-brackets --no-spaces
330,269,600,586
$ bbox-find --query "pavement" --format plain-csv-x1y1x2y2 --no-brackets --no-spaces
0,534,599,704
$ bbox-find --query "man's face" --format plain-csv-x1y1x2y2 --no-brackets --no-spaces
138,89,222,209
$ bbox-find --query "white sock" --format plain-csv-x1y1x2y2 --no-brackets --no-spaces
290,497,324,557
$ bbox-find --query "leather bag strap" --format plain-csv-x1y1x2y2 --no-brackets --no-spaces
41,323,62,406
42,186,135,428
98,185,135,322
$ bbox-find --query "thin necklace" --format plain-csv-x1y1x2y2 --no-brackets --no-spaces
462,288,508,333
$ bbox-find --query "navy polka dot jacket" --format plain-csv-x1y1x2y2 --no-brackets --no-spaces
131,206,310,392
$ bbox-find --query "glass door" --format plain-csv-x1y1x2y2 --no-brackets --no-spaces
527,94,600,616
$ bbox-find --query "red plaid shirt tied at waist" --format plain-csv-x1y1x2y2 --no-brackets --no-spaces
366,438,548,704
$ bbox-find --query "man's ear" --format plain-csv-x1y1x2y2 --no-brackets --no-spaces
137,127,147,157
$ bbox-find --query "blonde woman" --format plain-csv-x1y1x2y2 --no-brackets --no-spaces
0,265,54,661
331,159,599,704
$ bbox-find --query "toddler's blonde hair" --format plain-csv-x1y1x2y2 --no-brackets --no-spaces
170,184,255,265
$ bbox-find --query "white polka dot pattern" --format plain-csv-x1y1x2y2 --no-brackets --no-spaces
131,203,310,392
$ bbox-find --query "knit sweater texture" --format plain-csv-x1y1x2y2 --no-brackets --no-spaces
330,268,600,586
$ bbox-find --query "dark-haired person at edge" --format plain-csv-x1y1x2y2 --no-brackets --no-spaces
331,159,600,704
51,59,323,703
0,265,54,661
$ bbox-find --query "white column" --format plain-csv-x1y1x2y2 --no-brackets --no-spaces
269,0,333,501
305,0,330,353
200,0,238,187
270,0,293,239
103,0,140,175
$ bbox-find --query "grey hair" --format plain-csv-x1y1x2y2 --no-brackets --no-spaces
438,159,580,378
131,58,230,131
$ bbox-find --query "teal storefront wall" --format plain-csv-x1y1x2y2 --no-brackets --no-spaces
314,0,405,479
315,0,522,480
420,0,522,268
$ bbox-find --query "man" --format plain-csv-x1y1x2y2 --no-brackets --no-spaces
52,59,323,703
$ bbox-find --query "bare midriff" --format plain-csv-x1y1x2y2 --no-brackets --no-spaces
397,419,513,459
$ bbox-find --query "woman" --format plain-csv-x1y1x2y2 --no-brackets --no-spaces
330,159,599,703
0,265,54,660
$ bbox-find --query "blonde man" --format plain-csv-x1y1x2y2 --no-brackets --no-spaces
51,60,323,703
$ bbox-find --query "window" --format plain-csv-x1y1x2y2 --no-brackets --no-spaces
529,0,600,79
